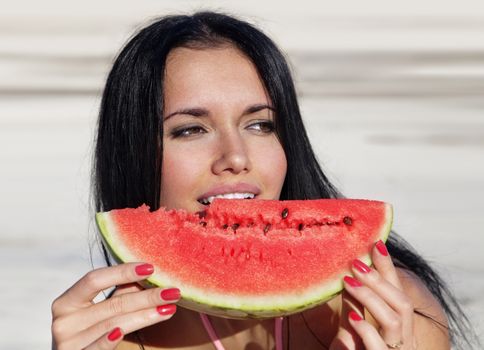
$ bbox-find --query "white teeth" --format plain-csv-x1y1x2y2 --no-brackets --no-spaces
199,192,255,205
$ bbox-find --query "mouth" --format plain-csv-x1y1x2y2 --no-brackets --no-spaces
197,192,256,206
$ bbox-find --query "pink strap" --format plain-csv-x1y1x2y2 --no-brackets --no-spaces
200,313,226,350
275,316,283,350
199,313,284,350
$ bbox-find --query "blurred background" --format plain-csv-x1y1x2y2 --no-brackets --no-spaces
0,0,483,348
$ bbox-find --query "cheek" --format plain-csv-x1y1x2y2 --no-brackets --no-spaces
250,140,287,195
160,147,205,206
272,149,288,190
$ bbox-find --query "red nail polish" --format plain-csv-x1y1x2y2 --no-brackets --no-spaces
107,327,123,341
353,259,371,273
135,263,154,276
157,304,177,316
349,311,363,321
344,275,363,287
161,288,180,301
375,240,389,256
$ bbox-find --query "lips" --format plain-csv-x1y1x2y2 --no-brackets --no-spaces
197,182,261,205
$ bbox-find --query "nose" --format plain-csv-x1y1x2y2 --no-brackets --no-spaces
211,131,251,175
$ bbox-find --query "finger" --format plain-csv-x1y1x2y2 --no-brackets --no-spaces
344,275,403,346
112,283,144,296
53,283,143,342
66,304,177,349
53,263,154,316
330,291,364,350
348,311,388,350
372,240,402,289
59,287,180,334
371,241,415,343
352,259,414,316
350,259,414,345
84,327,124,350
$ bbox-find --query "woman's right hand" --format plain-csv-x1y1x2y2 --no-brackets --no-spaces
51,263,180,350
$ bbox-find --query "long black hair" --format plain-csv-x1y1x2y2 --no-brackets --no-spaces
93,11,479,349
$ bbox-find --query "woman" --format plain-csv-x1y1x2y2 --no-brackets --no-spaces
51,11,477,349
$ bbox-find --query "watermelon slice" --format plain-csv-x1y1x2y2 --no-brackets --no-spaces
96,199,392,319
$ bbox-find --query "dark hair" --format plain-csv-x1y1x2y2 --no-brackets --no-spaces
93,11,479,349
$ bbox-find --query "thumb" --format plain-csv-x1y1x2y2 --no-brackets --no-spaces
330,291,365,350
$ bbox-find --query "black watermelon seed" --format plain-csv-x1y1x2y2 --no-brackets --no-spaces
263,224,271,234
298,223,304,231
197,210,207,219
281,208,289,219
222,224,228,229
343,216,353,226
200,221,207,227
231,223,240,231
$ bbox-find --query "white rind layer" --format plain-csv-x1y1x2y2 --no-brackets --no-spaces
96,202,393,319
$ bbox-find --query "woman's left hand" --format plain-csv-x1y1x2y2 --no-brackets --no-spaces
331,240,416,349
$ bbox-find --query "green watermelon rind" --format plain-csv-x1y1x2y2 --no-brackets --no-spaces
95,203,393,319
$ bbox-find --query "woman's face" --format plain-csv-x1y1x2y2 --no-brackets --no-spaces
160,45,287,212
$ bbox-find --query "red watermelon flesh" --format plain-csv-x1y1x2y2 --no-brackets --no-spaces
96,199,392,319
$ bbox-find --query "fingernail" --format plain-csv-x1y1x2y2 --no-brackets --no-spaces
375,240,389,256
160,288,180,301
343,275,363,287
353,259,371,274
135,263,154,276
157,304,177,316
107,327,123,341
349,311,363,321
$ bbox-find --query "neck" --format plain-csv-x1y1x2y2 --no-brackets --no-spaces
209,315,276,339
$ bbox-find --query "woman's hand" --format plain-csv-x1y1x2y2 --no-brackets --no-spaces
330,241,416,350
51,263,180,350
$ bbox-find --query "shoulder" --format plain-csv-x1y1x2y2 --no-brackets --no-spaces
396,268,446,320
396,267,451,349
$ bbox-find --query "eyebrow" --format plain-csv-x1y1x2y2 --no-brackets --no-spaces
163,104,275,121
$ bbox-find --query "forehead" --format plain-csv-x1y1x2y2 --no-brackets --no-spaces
163,46,270,107
165,45,256,77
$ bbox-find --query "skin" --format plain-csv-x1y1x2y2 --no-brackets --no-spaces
159,46,287,212
51,46,451,350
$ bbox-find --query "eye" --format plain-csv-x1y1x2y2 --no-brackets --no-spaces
247,120,275,134
170,125,207,138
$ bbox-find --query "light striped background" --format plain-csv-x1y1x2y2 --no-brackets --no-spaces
1,1,483,348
